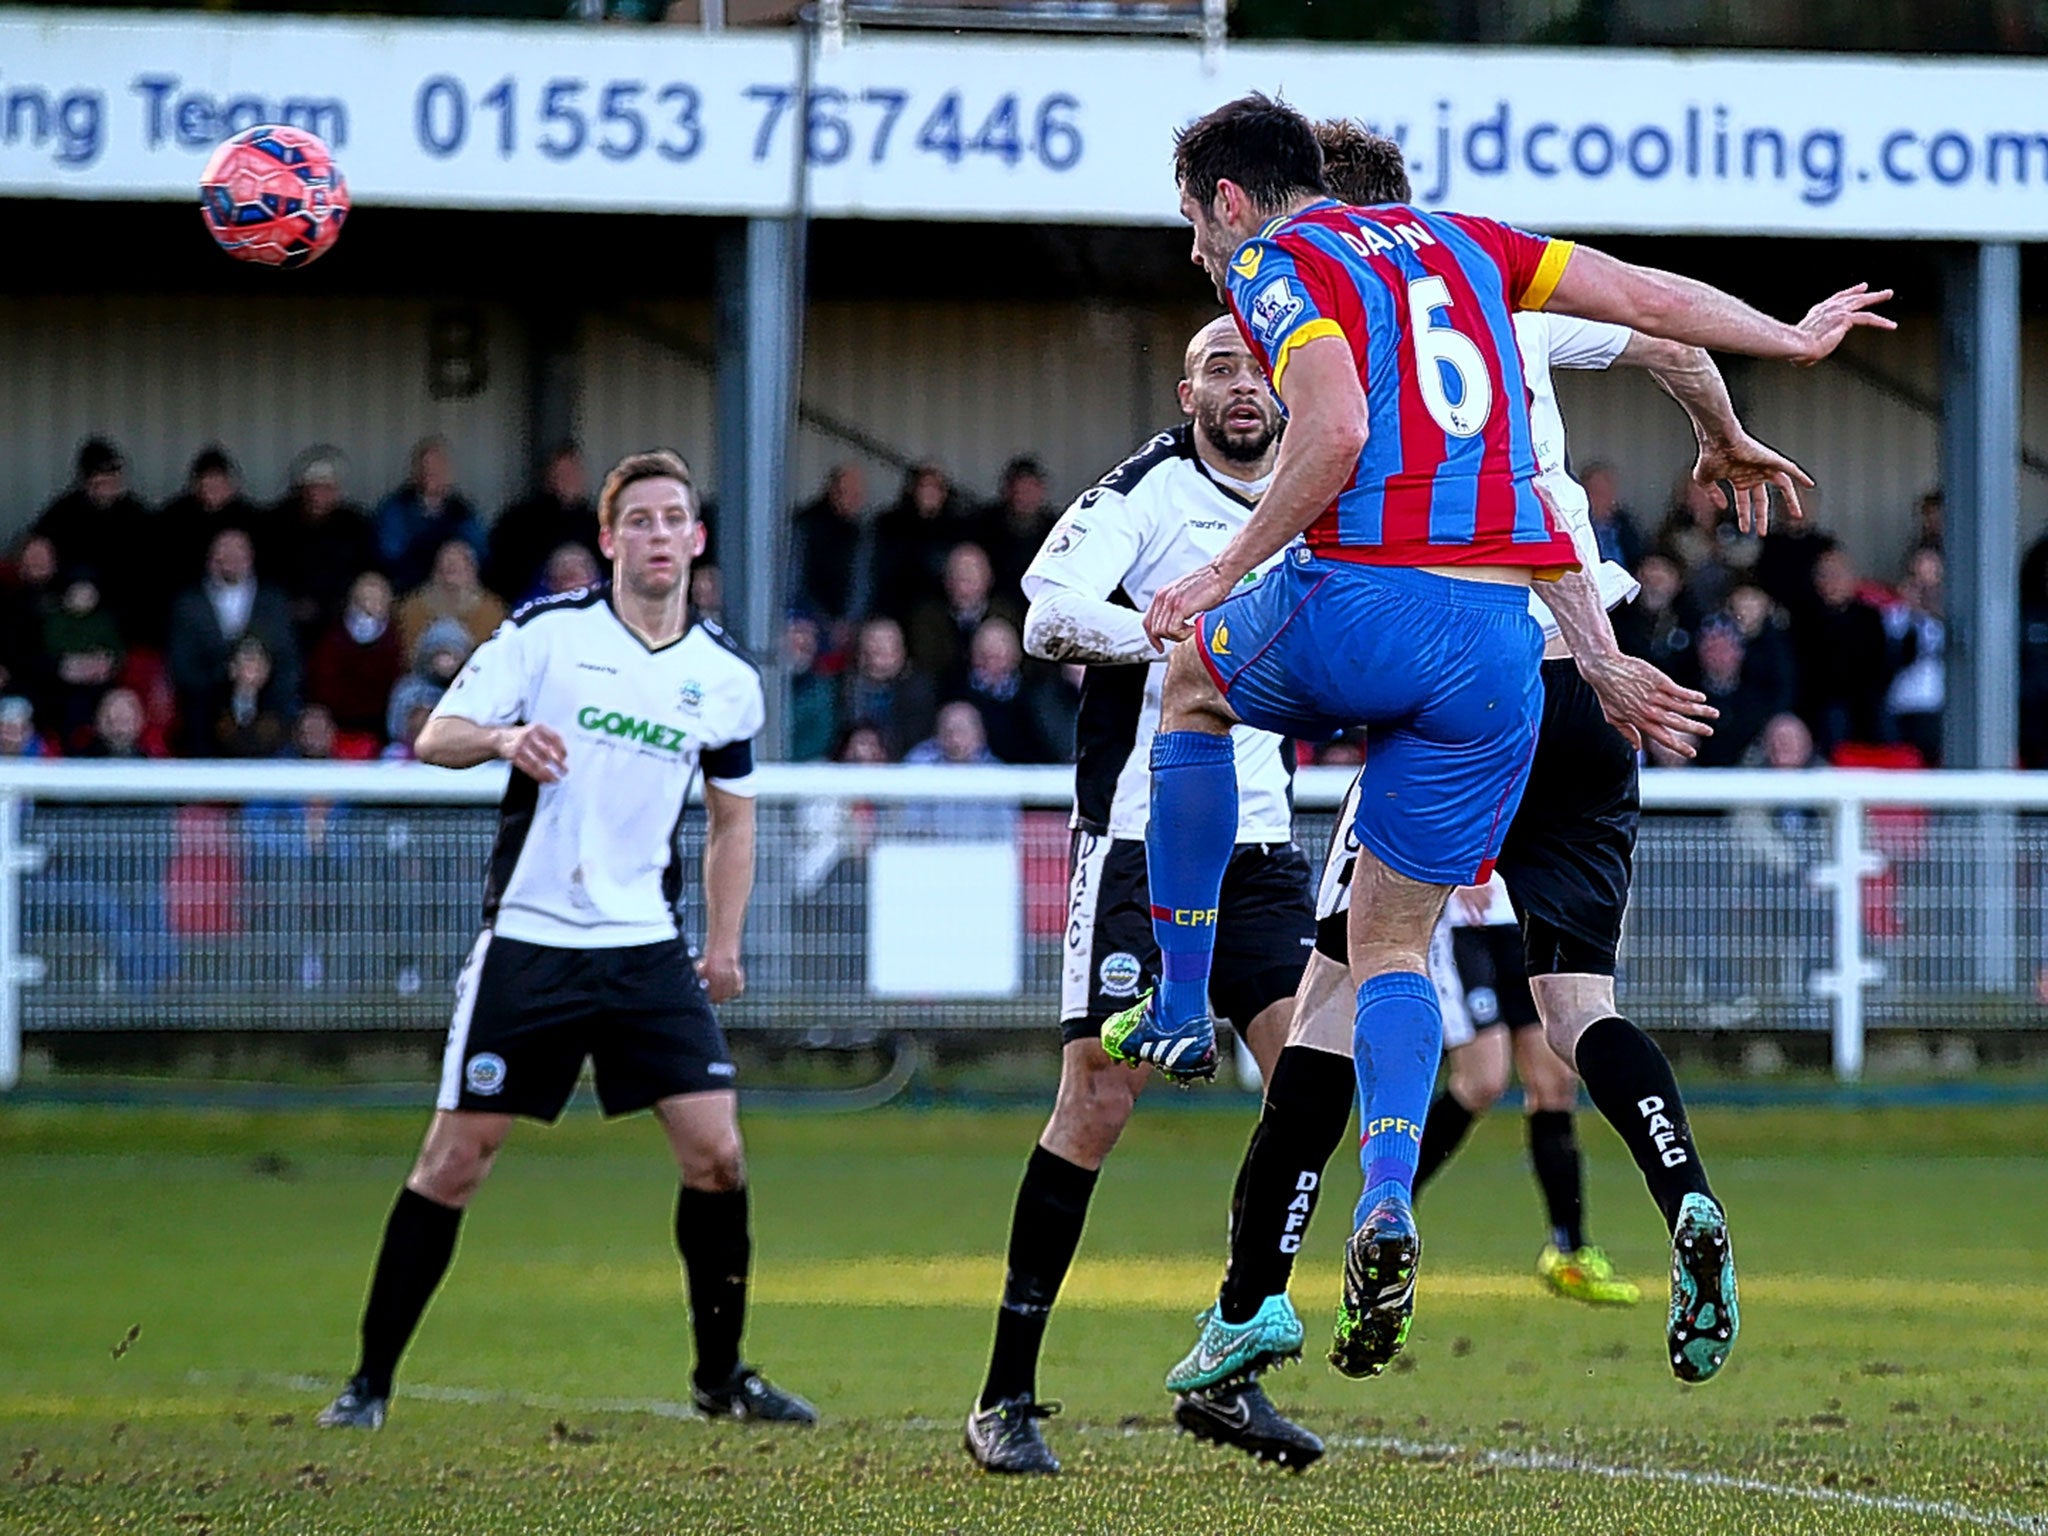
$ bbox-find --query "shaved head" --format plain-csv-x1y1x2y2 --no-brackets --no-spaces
1184,315,1248,378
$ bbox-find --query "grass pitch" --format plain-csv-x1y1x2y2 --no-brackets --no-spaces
3,1098,2046,1534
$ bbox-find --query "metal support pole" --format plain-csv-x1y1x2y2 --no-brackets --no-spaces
0,795,47,1093
1940,243,2021,992
1942,241,2021,770
1808,795,1883,1082
714,218,799,757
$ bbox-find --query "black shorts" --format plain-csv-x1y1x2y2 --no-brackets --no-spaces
1493,659,1639,976
1428,924,1539,1048
1060,833,1315,1046
1313,659,1636,978
437,932,736,1122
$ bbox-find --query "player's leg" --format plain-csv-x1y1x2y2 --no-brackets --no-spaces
1416,1028,1509,1194
590,939,814,1423
1100,642,1240,1077
971,836,1153,1473
318,1108,512,1428
1532,956,1735,1380
320,932,582,1429
1515,1019,1641,1308
649,1089,813,1423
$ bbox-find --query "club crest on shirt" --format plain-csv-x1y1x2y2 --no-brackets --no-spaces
1045,523,1089,559
1248,277,1305,346
465,1052,507,1095
1231,244,1263,281
1098,951,1143,999
677,680,704,714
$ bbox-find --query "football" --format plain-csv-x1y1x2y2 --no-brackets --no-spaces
198,124,349,268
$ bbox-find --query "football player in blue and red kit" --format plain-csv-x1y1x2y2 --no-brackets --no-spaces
1101,93,1891,1383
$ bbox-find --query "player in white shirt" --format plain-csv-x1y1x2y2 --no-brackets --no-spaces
1164,125,1815,1410
966,318,1327,1476
318,451,815,1433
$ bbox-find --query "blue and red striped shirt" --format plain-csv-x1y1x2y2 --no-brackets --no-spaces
1224,199,1580,574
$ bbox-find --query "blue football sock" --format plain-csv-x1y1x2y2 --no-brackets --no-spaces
1145,730,1237,1028
1353,971,1445,1221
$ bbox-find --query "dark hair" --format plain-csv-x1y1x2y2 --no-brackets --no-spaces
598,448,696,533
1173,93,1326,215
1314,119,1412,205
189,444,237,481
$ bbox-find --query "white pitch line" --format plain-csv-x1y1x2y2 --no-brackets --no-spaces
192,1373,2048,1532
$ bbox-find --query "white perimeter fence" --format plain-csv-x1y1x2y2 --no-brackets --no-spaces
1,763,2046,1088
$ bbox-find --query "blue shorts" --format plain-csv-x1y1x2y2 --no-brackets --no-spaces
1194,553,1544,886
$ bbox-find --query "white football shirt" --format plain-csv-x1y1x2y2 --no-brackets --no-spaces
433,584,764,949
1022,425,1294,843
1514,311,1642,642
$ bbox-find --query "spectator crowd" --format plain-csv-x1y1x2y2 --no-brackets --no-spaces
0,436,603,761
6,433,2046,771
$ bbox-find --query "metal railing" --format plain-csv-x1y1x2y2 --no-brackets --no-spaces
1,761,2044,1088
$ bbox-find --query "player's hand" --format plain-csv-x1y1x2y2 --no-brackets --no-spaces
696,950,746,1004
1144,560,1236,650
1790,284,1895,367
1694,430,1814,535
1578,653,1717,760
1452,886,1493,925
500,723,568,783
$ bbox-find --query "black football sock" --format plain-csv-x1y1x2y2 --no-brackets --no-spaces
354,1186,463,1399
1216,1046,1355,1325
1413,1087,1479,1196
1573,1017,1715,1233
676,1185,751,1392
980,1145,1098,1410
1526,1110,1586,1252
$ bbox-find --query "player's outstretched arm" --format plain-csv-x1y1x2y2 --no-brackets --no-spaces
698,782,756,1004
1024,587,1154,665
417,715,567,781
1617,333,1815,535
1546,245,1894,367
1144,336,1366,647
1533,572,1717,759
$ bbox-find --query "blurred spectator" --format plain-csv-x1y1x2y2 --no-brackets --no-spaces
1693,618,1774,768
0,535,61,704
783,616,838,763
1317,737,1366,767
73,686,160,760
288,703,339,761
1797,548,1893,756
976,455,1058,600
2023,519,2048,620
542,542,602,597
375,436,485,593
485,443,600,604
791,464,873,632
157,445,260,596
32,438,153,641
1723,583,1797,718
1883,547,1945,766
833,721,890,764
2022,552,2048,770
385,617,474,757
1754,710,1818,771
1656,477,1740,618
397,539,506,656
839,616,935,760
906,700,996,766
306,573,405,746
872,462,971,622
1029,662,1083,767
1753,519,1835,620
690,564,725,626
167,529,300,755
909,542,1023,693
0,696,50,758
958,617,1044,764
1612,554,1697,688
210,638,292,758
1908,490,1943,558
41,570,124,742
1581,463,1645,572
269,448,376,646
